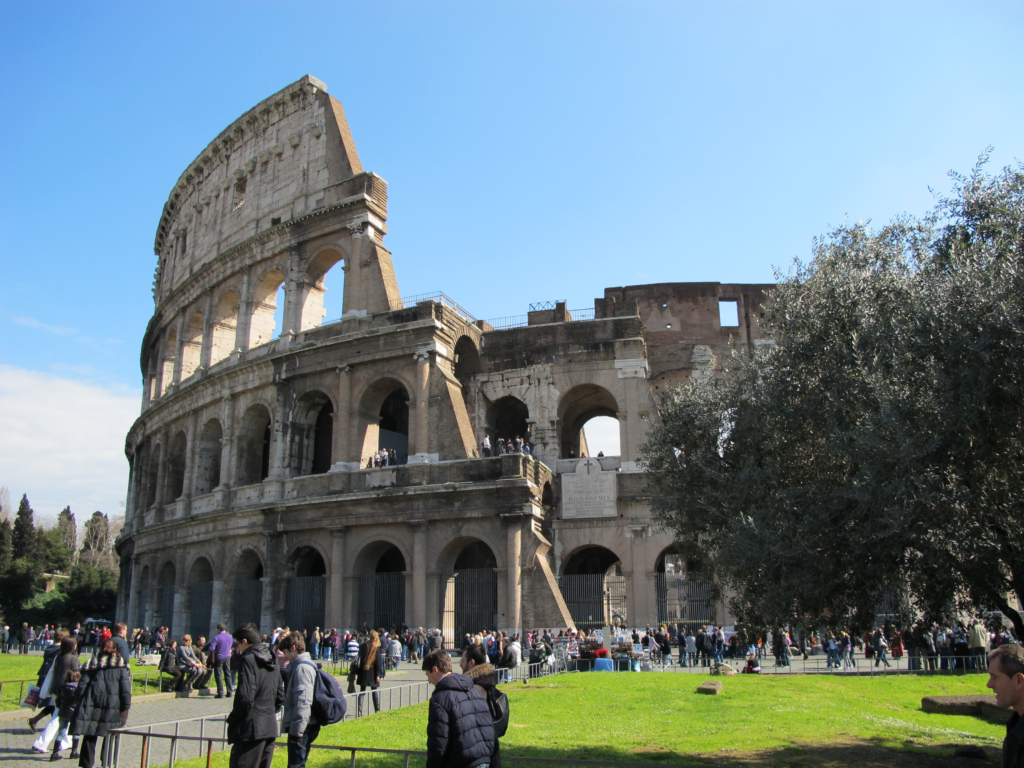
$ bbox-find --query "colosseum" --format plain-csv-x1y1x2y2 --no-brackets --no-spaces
115,75,772,642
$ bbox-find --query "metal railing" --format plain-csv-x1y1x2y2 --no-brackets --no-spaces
484,314,529,330
399,291,477,324
569,308,596,321
528,301,567,311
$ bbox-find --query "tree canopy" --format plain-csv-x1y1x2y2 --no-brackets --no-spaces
643,156,1024,637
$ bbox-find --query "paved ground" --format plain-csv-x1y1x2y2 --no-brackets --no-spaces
0,663,431,768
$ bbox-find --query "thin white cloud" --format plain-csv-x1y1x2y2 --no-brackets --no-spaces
12,316,79,336
0,365,141,519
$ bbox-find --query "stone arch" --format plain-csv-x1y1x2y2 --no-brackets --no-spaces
352,537,412,576
485,395,529,447
160,328,177,395
559,544,627,629
354,538,409,632
210,288,240,366
453,336,481,386
557,384,619,458
435,534,505,573
285,544,327,632
653,546,715,629
436,536,500,639
232,548,264,629
236,404,272,486
300,246,346,331
193,418,223,496
164,431,187,503
249,268,286,348
356,376,413,466
187,556,214,640
288,388,335,476
181,310,204,380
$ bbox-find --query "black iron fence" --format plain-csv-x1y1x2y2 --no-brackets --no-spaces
559,574,627,631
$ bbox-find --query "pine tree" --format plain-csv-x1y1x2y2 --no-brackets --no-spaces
57,507,77,551
12,495,37,561
0,519,12,573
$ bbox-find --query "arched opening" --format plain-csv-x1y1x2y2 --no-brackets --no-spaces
210,290,239,366
453,336,481,431
438,539,498,644
559,545,626,630
164,432,187,503
540,482,554,542
357,379,410,466
144,443,161,509
193,419,223,496
558,384,619,459
356,542,407,632
655,549,715,630
301,249,345,331
249,269,286,348
233,550,264,630
160,329,177,395
187,557,214,641
580,416,620,458
237,405,272,486
285,546,326,632
289,391,334,476
485,395,529,450
136,565,150,629
181,311,204,380
158,562,176,635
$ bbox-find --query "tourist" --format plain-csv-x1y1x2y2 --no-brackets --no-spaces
461,643,507,768
971,622,989,671
28,629,66,736
422,649,494,768
226,623,284,768
355,630,384,715
873,628,891,668
110,623,131,664
209,623,235,698
19,622,31,654
986,644,1024,767
279,631,320,768
481,435,491,457
36,635,79,757
176,635,205,692
69,639,132,768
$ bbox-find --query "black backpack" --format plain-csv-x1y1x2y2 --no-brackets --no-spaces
297,661,347,725
486,685,510,738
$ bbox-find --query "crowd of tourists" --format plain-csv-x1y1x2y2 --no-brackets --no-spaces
480,434,531,457
1,623,115,655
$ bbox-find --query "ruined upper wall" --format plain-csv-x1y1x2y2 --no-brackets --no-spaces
599,282,774,395
151,75,376,304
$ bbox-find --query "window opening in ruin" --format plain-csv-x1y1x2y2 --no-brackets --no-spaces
453,336,481,422
193,419,223,496
557,384,619,459
378,389,409,461
237,405,272,486
485,395,529,446
233,177,246,210
210,290,239,366
719,300,739,327
165,432,187,503
182,311,204,380
249,270,286,348
293,547,327,577
310,401,334,475
318,260,345,326
580,415,620,457
272,284,286,339
559,546,627,630
160,330,177,396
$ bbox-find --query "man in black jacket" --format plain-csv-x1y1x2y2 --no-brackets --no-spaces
987,644,1024,768
226,624,285,768
423,650,494,768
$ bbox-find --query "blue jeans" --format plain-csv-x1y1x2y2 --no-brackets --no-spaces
287,725,320,768
310,642,319,660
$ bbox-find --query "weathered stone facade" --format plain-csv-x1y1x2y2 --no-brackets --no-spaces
115,75,773,640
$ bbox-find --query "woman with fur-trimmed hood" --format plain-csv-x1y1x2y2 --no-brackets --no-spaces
69,639,131,768
460,643,505,768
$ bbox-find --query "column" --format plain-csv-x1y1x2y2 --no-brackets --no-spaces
172,315,185,386
126,557,142,629
342,576,359,629
235,267,252,354
270,386,289,479
260,533,281,637
211,579,225,627
183,412,198,500
328,529,346,629
331,366,353,469
627,524,652,626
218,395,234,489
409,521,427,628
172,550,187,636
199,291,214,371
411,350,431,459
154,427,170,508
505,513,523,634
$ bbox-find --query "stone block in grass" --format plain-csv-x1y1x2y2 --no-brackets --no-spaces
697,680,722,695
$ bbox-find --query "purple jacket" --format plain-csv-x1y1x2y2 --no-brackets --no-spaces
210,631,234,660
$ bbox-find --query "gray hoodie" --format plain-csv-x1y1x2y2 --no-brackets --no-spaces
283,652,317,737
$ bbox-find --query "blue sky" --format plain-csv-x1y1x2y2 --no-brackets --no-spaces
1,1,1022,518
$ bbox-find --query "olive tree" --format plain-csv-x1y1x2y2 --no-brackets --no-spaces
643,157,1024,637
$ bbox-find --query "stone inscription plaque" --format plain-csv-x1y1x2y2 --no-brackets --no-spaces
562,459,617,519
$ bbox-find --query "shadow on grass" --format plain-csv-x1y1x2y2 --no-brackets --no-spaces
302,738,1000,768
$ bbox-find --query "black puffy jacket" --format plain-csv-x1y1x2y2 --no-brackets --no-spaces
226,643,285,744
426,673,495,768
70,654,131,737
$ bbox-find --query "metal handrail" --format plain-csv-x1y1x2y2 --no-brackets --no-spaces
484,314,529,330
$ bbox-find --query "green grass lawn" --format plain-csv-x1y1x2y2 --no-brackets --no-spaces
170,671,1003,768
